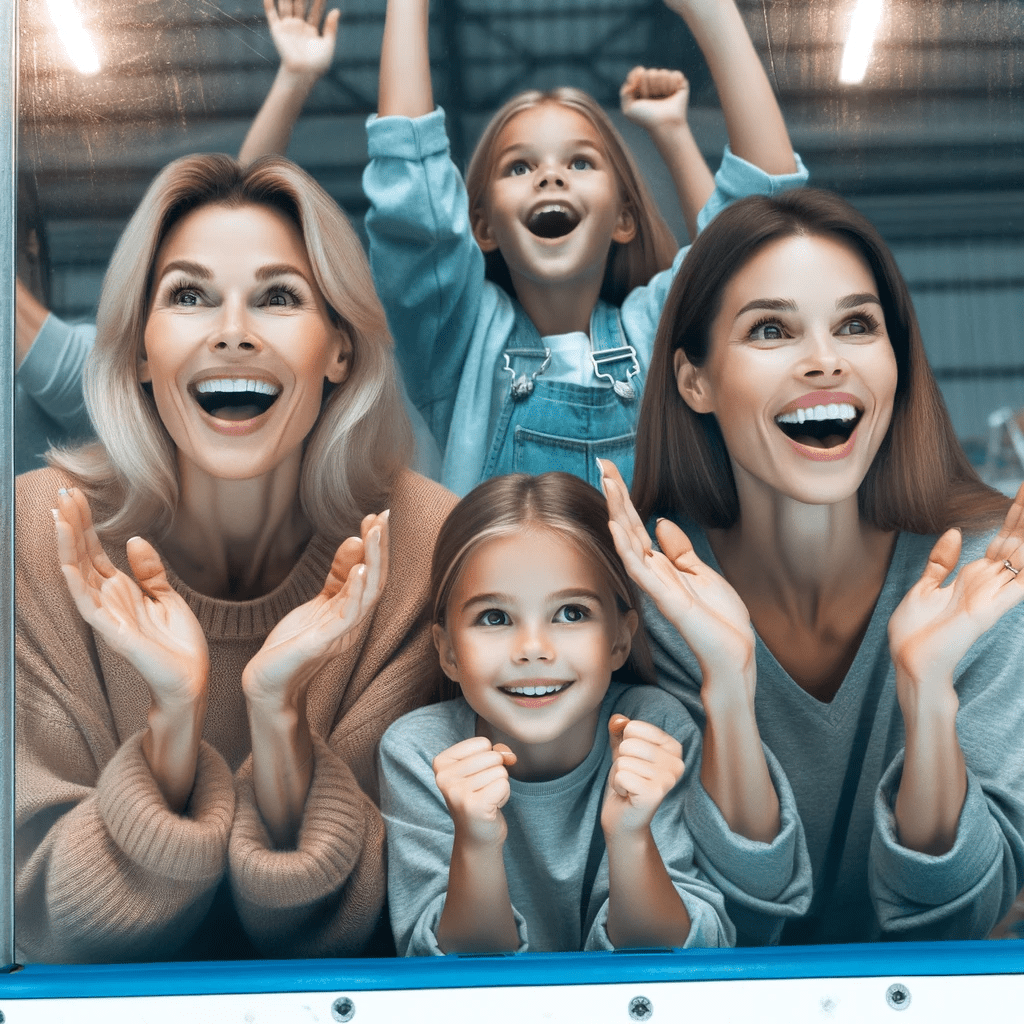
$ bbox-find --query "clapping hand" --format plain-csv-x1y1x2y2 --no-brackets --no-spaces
889,484,1024,691
54,486,209,709
242,511,389,708
599,460,756,697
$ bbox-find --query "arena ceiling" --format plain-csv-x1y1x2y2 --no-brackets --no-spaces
16,0,1024,317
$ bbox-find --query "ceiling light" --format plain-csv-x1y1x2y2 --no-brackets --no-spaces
47,0,101,76
839,0,883,85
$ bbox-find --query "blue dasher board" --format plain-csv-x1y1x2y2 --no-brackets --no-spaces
1,944,1024,1021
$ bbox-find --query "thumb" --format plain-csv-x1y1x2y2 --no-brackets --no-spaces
919,528,962,588
126,537,174,599
608,714,629,760
492,742,518,767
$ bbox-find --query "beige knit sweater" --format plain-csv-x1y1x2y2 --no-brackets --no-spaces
15,465,456,964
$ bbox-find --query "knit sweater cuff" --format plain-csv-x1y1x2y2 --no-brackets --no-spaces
872,753,1001,908
97,733,234,883
685,746,812,912
229,735,376,910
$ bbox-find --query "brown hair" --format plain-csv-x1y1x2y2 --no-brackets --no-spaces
52,153,413,541
431,472,655,688
632,188,1010,534
464,89,678,307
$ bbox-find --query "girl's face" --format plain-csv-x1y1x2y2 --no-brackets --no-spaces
141,202,350,484
676,233,899,508
433,528,636,780
473,103,636,294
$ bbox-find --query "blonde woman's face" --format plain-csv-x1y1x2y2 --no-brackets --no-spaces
140,202,350,483
473,104,636,293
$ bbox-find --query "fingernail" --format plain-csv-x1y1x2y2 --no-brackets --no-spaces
382,508,391,520
51,509,58,521
656,517,666,524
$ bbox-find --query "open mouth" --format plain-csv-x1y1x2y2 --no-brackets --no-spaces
526,204,580,239
192,378,281,422
774,401,862,450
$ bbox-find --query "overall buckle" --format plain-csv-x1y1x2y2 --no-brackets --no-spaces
591,345,640,401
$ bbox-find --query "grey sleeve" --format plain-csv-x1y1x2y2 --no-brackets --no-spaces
378,716,529,956
685,744,812,945
869,605,1024,939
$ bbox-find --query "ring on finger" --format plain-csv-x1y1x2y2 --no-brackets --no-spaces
1003,559,1021,577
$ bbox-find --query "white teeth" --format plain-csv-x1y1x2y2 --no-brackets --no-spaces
775,402,858,425
195,378,280,396
536,204,570,215
504,683,567,696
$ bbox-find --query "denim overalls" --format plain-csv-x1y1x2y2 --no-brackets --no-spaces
481,302,643,489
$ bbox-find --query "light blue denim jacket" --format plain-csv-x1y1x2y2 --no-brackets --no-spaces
364,107,808,496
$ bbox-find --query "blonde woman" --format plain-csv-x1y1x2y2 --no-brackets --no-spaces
15,153,456,963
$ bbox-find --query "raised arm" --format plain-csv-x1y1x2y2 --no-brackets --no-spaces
669,0,796,175
239,0,340,164
620,67,715,242
378,0,433,116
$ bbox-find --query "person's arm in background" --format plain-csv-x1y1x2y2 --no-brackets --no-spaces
620,67,714,243
670,0,796,175
239,0,340,164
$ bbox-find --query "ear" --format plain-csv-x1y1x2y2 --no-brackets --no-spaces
471,207,500,254
432,623,461,681
610,608,638,672
325,323,353,385
612,205,637,246
673,348,714,414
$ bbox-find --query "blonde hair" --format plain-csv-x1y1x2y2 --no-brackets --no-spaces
464,89,678,307
431,472,654,685
52,153,413,542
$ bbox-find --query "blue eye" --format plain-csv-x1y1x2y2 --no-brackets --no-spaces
554,604,588,623
169,283,203,306
748,319,787,342
479,609,510,626
570,157,592,171
508,161,530,177
263,284,302,307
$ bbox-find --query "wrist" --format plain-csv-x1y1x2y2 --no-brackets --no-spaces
274,65,321,96
895,668,960,733
700,664,757,720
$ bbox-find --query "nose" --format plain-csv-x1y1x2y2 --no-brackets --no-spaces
801,328,845,380
209,293,260,353
535,161,565,190
512,620,556,663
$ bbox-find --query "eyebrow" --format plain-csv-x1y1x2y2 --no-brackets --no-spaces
496,139,602,161
459,587,603,614
153,260,312,285
734,292,882,319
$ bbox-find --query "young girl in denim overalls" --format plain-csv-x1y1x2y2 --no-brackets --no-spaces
243,0,807,495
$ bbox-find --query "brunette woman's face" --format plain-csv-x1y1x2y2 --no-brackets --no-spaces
676,233,898,507
140,202,350,483
473,103,636,292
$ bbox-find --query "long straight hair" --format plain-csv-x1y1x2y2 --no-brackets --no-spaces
52,153,413,542
464,88,678,307
431,472,655,687
631,189,1010,534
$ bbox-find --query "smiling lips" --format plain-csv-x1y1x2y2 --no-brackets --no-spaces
500,681,571,707
773,390,864,461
